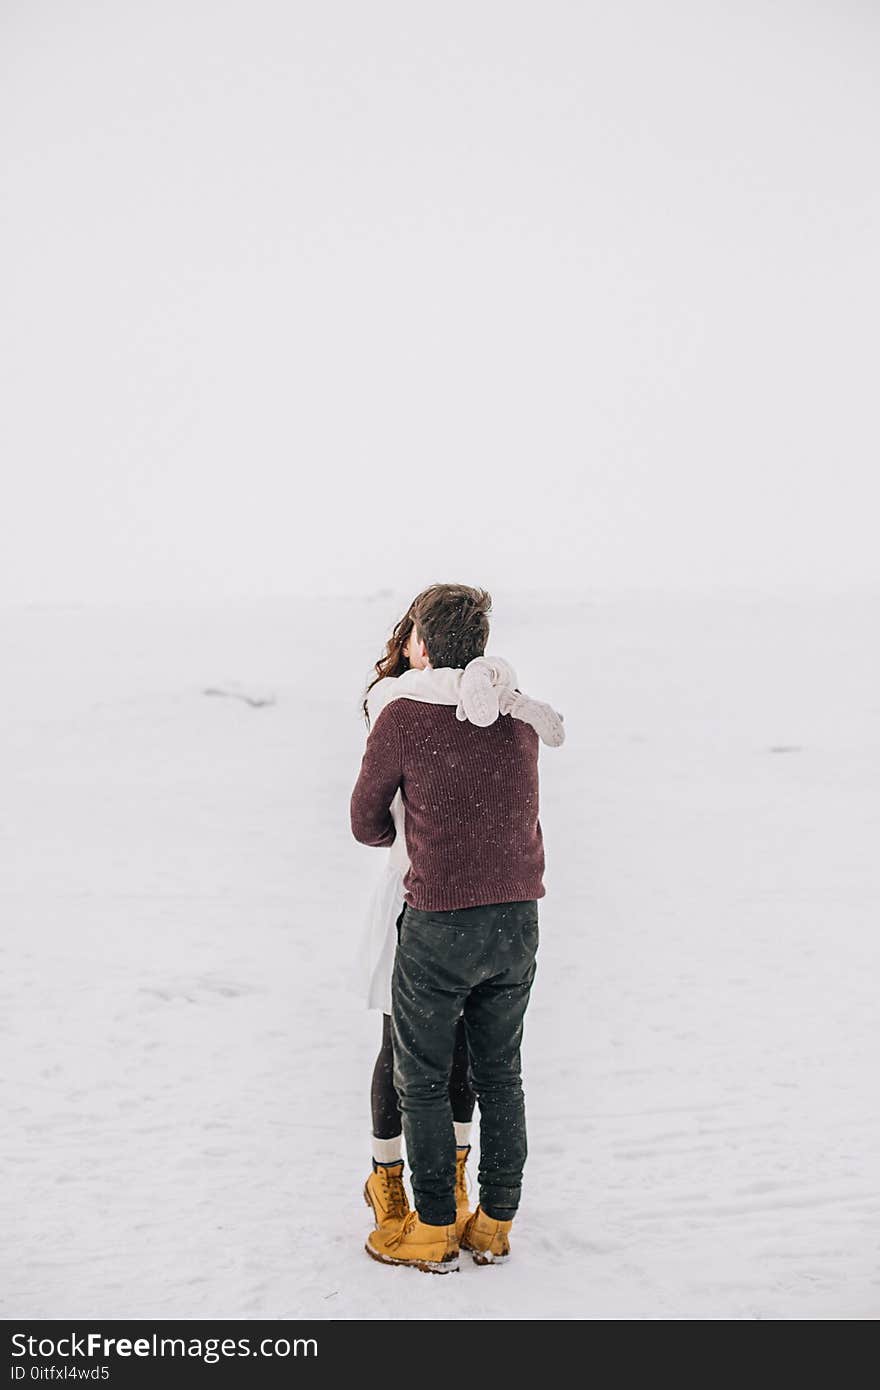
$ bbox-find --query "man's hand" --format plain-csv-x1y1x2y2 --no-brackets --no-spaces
350,705,402,846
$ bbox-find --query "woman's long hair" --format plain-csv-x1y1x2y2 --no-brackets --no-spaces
361,600,417,727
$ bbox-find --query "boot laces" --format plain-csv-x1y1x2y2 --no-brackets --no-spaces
455,1152,470,1201
386,1210,418,1249
379,1169,409,1221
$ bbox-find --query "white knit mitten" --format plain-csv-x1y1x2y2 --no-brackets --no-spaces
455,656,518,727
498,687,566,747
456,656,565,746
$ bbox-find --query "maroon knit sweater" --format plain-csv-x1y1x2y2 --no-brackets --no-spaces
350,697,545,911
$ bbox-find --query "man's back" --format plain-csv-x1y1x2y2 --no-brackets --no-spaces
350,696,545,912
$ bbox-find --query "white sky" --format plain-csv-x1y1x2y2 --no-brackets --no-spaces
2,1,878,605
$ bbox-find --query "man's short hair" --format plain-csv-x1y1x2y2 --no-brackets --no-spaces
412,584,492,670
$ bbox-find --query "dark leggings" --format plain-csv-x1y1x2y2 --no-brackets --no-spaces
371,1011,475,1140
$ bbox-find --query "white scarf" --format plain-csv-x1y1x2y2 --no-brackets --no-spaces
366,656,565,746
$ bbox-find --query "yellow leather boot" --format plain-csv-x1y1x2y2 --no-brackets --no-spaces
366,1210,460,1274
460,1205,513,1265
455,1144,474,1240
363,1160,410,1231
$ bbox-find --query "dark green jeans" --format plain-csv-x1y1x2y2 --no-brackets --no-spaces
391,898,539,1227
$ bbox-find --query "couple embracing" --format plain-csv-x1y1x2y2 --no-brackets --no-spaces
350,583,564,1274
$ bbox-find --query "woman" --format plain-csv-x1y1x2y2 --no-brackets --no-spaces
355,588,565,1242
357,598,477,1240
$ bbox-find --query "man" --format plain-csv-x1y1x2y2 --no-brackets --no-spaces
350,583,551,1274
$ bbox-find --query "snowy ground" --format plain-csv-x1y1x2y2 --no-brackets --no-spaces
2,589,878,1320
